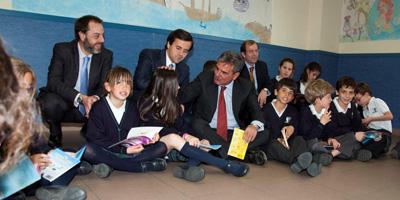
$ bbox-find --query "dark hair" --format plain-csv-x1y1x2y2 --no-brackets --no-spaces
74,15,103,40
276,78,297,92
217,51,244,73
355,82,373,96
165,29,193,51
300,61,321,83
202,60,217,72
139,69,181,125
336,76,356,91
240,40,257,53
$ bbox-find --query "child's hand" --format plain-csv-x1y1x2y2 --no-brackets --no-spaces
362,117,372,126
187,136,201,148
320,110,331,125
329,138,341,150
126,145,144,154
200,139,211,152
150,133,160,144
30,153,51,169
282,126,294,139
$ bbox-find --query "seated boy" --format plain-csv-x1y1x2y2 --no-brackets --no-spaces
355,82,393,158
324,76,373,162
298,79,334,166
262,78,320,177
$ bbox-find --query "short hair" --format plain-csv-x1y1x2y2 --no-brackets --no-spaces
355,82,373,96
300,61,322,83
336,76,356,91
276,78,297,92
217,51,244,73
165,29,193,51
202,60,217,72
10,57,36,99
240,40,257,53
105,66,133,92
75,15,103,40
304,79,334,104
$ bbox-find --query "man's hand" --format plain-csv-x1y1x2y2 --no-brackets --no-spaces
82,95,100,117
243,124,258,143
257,89,268,108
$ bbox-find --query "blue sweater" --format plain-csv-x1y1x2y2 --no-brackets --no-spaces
263,102,299,140
298,106,330,141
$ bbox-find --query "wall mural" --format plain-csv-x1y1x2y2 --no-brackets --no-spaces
341,0,400,42
0,0,273,43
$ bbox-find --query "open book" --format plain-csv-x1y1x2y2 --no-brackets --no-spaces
228,128,249,160
108,126,163,148
362,131,382,145
41,146,86,182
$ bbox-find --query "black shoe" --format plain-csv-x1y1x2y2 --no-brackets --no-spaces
93,163,113,178
355,149,372,162
166,150,188,162
77,161,92,175
290,152,312,174
35,185,86,200
313,153,333,166
141,158,167,172
173,165,205,182
224,161,249,177
306,162,322,177
247,150,267,166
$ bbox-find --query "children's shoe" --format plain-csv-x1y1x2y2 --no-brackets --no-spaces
77,161,93,175
224,161,249,177
93,163,113,178
247,150,267,166
306,162,322,177
173,165,205,182
356,149,372,162
290,152,312,174
35,185,86,200
313,153,333,166
141,158,167,172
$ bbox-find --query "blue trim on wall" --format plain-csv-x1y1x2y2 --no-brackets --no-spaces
1,9,398,128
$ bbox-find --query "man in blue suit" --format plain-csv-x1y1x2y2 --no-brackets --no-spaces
133,29,193,100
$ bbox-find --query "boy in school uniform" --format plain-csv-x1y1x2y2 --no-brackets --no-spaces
84,66,168,178
355,82,392,158
262,78,320,177
298,79,334,166
324,76,373,162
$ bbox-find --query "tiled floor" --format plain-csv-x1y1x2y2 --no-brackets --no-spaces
62,126,400,200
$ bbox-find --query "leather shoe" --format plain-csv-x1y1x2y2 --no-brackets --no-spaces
35,185,86,200
173,165,205,182
247,150,267,165
77,161,92,175
141,158,167,172
224,161,249,177
93,163,113,178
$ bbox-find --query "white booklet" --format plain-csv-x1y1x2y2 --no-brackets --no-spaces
108,126,163,148
41,146,86,182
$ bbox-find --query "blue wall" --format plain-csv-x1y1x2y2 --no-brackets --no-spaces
0,9,398,127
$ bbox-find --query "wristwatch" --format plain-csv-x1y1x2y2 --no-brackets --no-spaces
263,88,271,96
77,94,83,104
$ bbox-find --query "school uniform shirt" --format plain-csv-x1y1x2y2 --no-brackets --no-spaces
263,100,299,140
323,98,362,139
362,97,392,132
298,104,330,140
86,97,140,154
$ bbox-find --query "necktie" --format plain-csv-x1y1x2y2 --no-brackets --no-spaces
79,56,90,115
249,66,254,83
216,86,227,140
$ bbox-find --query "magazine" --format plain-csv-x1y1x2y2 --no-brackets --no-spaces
41,146,86,182
227,128,249,160
0,155,41,199
108,126,163,148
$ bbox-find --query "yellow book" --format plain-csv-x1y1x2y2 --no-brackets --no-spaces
227,128,249,160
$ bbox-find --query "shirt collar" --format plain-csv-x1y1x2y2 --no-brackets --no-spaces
165,51,175,69
333,97,351,113
271,99,287,117
245,61,255,69
309,104,326,119
275,75,282,81
106,94,127,110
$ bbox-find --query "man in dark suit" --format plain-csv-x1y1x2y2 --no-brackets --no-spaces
133,29,193,100
239,40,271,108
179,51,269,165
38,15,113,147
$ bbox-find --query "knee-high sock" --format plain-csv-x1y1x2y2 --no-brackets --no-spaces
180,143,226,169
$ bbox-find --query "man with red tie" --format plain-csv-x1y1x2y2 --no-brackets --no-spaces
179,51,269,165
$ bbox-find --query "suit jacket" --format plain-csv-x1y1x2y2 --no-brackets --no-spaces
42,40,113,103
178,70,264,129
134,49,190,94
239,60,270,94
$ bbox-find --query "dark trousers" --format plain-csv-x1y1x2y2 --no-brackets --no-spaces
192,118,269,159
263,136,308,164
362,134,388,158
83,142,167,172
306,132,359,159
37,91,86,146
